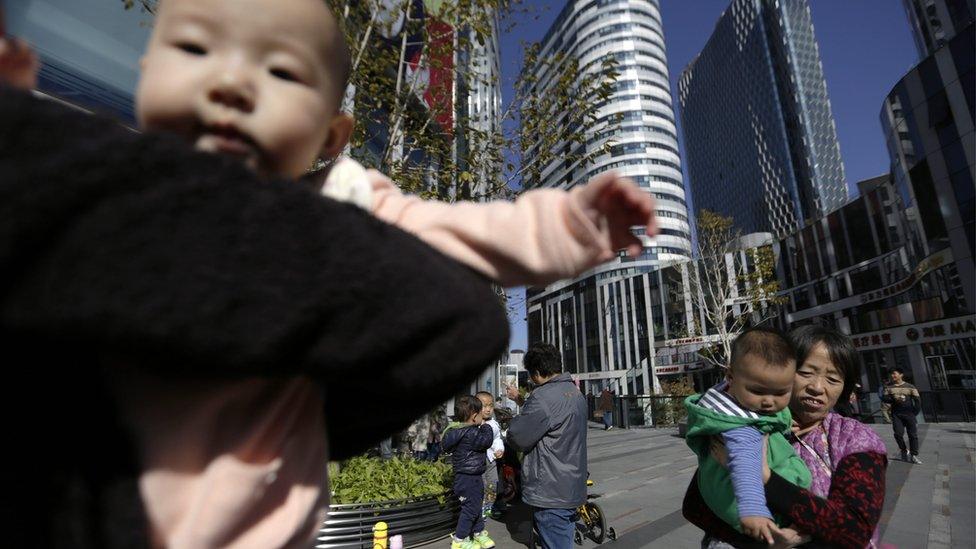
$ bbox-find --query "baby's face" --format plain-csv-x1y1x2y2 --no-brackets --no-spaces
726,354,795,415
478,396,494,419
136,0,342,178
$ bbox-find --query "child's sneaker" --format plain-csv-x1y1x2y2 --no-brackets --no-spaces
472,530,496,548
451,535,479,549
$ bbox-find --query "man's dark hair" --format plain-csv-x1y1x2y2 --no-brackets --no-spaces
524,342,562,377
890,366,905,375
454,395,483,422
790,325,862,404
729,327,796,371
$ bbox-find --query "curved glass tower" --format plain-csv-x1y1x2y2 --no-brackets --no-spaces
523,0,693,395
523,0,692,264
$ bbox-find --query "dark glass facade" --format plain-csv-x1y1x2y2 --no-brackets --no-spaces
678,0,848,238
881,22,976,309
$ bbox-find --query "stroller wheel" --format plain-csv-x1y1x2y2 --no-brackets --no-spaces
607,527,617,541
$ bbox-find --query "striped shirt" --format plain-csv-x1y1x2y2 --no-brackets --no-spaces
699,382,773,521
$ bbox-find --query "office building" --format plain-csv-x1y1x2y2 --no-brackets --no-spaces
526,234,774,396
774,172,974,418
678,0,847,237
522,0,692,263
903,0,975,58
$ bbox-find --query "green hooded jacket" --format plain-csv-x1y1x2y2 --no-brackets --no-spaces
684,393,811,530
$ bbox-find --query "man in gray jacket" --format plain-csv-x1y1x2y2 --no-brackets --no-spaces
507,342,587,549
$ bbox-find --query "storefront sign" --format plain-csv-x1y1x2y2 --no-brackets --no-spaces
857,248,952,304
654,362,709,375
571,369,629,381
850,315,976,351
654,334,723,348
789,247,955,323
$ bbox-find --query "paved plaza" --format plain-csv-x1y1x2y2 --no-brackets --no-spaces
462,421,975,549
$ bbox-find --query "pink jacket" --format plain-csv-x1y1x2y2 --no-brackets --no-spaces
322,157,617,287
134,158,621,548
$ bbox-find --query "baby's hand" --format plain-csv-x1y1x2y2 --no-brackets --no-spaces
740,516,776,544
494,449,504,459
575,171,656,257
0,37,39,90
769,524,810,549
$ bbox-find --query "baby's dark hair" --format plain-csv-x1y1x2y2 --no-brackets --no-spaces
729,327,796,371
454,395,484,422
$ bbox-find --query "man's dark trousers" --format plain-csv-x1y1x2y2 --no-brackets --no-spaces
453,473,485,538
892,411,919,455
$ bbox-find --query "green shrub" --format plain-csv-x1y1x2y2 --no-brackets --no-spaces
330,456,453,504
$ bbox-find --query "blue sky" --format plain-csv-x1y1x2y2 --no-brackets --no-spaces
501,1,920,352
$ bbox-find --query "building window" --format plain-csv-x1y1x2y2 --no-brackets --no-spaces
793,288,811,311
909,159,950,246
843,199,877,264
813,280,831,305
835,275,850,299
850,263,882,295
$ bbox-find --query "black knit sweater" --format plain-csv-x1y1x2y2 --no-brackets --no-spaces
0,86,508,547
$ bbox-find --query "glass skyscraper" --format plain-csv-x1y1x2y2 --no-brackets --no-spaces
522,0,692,263
523,0,692,395
902,0,975,59
678,0,847,237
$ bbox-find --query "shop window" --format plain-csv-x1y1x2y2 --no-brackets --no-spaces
878,306,903,329
913,296,945,322
855,309,879,333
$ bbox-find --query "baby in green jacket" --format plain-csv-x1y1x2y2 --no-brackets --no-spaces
684,328,812,543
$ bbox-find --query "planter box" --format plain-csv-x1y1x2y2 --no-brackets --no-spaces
315,492,459,549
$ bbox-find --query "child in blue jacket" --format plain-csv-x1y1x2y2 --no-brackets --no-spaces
443,396,496,549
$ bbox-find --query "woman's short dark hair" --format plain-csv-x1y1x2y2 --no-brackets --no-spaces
524,342,562,377
454,395,483,422
790,325,861,404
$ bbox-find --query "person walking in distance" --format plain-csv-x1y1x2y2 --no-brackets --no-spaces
882,367,923,463
597,387,615,430
507,343,587,549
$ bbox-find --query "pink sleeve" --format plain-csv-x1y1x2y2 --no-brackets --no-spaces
366,170,616,287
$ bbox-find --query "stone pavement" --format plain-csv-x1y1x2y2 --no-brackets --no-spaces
435,421,975,549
